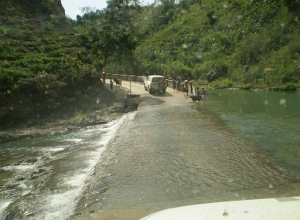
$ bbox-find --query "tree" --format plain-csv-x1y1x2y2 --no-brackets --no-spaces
106,0,140,25
78,22,136,71
76,1,138,72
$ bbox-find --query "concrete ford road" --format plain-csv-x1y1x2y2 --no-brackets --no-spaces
144,75,166,94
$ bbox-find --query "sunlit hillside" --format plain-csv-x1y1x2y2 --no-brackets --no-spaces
133,0,300,90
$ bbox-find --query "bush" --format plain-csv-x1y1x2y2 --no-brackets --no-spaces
235,33,270,65
210,78,234,89
0,69,33,91
283,82,297,91
213,59,229,77
0,75,14,92
16,73,66,97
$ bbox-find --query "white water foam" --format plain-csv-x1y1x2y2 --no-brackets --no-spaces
65,138,83,143
44,146,66,152
0,201,11,216
34,112,136,220
1,163,38,172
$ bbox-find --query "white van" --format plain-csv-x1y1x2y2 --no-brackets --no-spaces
144,75,167,94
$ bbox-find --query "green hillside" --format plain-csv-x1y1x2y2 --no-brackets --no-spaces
1,0,299,92
0,0,102,129
133,0,300,90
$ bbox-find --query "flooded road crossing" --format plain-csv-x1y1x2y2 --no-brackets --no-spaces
72,92,300,219
1,86,299,220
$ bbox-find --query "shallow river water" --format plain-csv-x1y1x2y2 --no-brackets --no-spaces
197,89,300,171
0,88,299,220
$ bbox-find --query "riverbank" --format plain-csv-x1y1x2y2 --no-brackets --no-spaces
0,87,129,143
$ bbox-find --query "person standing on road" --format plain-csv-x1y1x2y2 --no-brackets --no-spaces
176,78,181,90
110,78,113,90
184,80,189,95
172,78,176,90
189,80,193,95
201,87,207,100
196,87,200,97
102,72,106,86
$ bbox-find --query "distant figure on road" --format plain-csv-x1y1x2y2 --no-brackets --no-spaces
201,87,207,100
102,72,106,86
176,78,180,90
196,87,200,97
184,80,189,95
114,78,122,89
189,80,193,95
110,78,113,90
172,78,176,90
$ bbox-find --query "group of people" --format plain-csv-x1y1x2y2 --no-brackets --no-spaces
102,72,122,91
172,77,206,100
172,78,181,90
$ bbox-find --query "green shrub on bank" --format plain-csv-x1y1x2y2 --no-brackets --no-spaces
0,69,33,91
283,82,298,91
16,72,66,96
236,84,254,90
210,78,234,89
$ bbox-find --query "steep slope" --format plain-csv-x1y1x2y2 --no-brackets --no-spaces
0,0,65,20
134,0,300,90
0,0,92,129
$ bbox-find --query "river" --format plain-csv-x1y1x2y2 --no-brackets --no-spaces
196,89,300,171
0,84,299,220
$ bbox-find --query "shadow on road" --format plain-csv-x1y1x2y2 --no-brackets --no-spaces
138,96,165,107
148,90,174,97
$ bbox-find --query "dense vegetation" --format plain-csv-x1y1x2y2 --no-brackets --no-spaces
0,0,299,128
131,0,300,90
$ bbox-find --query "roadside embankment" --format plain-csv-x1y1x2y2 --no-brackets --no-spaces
0,86,130,143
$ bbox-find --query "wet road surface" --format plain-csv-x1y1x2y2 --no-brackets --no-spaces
71,82,300,220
